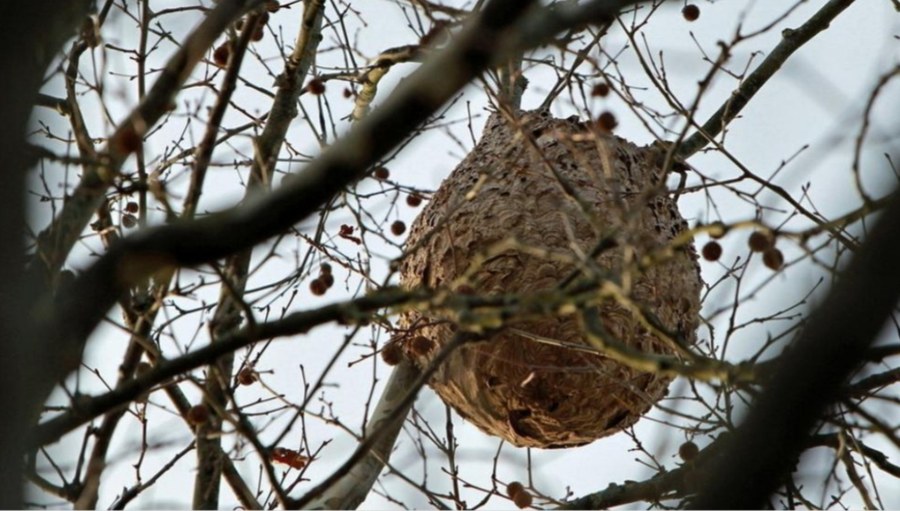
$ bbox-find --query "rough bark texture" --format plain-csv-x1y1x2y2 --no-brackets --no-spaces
399,110,702,448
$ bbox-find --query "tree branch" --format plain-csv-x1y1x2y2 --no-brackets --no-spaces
37,0,652,432
30,0,265,281
692,189,900,507
678,0,856,158
0,1,92,507
303,361,422,509
34,286,428,447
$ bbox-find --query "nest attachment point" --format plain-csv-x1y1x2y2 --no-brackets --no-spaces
398,110,703,448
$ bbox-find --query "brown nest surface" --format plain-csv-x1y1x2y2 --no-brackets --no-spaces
397,110,702,448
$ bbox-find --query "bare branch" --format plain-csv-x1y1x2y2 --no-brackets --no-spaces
693,189,900,507
40,0,646,430
31,0,266,280
678,0,856,158
304,361,422,509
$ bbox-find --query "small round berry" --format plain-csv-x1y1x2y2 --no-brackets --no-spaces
319,262,332,275
125,201,139,213
679,440,699,461
391,220,406,236
187,404,210,426
596,111,617,132
748,231,773,252
252,25,265,41
406,193,423,207
701,241,722,262
237,367,257,386
373,166,390,180
506,482,525,499
762,248,784,270
213,42,231,67
342,88,353,98
122,214,137,229
591,82,610,97
113,126,142,154
265,0,280,12
381,342,403,366
319,272,335,288
309,278,327,296
306,78,326,95
512,490,533,509
409,335,434,357
682,4,700,21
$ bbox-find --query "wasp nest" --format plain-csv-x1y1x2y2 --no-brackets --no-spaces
397,110,702,448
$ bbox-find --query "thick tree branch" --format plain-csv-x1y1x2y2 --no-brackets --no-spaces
303,361,422,509
194,3,326,505
38,0,651,433
0,1,92,507
692,189,900,508
291,334,474,509
35,286,427,447
30,0,265,281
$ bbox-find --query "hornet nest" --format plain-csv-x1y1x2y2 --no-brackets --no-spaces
396,109,702,448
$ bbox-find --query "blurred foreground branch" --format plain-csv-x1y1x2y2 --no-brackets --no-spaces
693,188,900,507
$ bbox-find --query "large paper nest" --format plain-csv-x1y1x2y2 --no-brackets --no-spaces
397,109,702,448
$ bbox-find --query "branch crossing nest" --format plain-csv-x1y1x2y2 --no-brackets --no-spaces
397,110,702,448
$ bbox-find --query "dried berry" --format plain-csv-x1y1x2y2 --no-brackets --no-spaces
682,4,700,21
391,220,406,236
748,230,773,252
338,224,362,244
373,166,390,180
270,447,308,469
319,272,335,288
591,82,610,97
342,87,353,98
213,42,231,67
701,241,722,262
409,335,434,356
506,482,525,499
122,213,137,229
679,440,699,461
265,0,280,12
306,77,326,95
596,111,617,132
187,404,210,426
319,262,332,275
381,342,403,366
252,25,265,41
763,247,784,270
406,193,423,207
309,278,327,296
125,201,139,213
237,367,257,386
512,491,533,509
112,126,142,155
